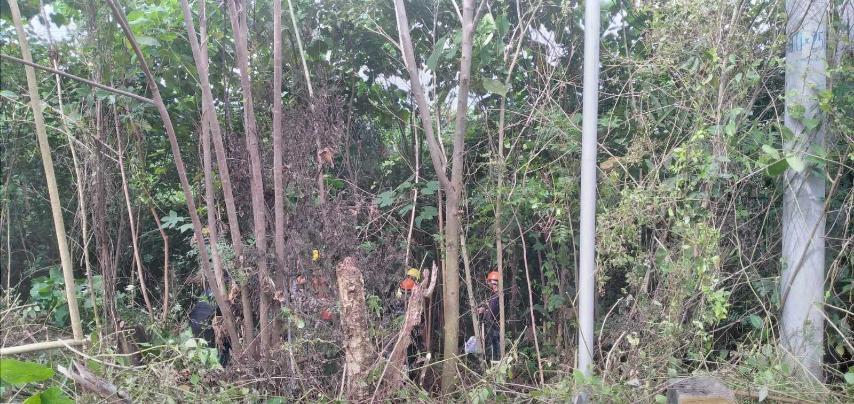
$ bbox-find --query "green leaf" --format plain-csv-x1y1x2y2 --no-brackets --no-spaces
377,190,395,208
421,180,439,195
0,90,18,99
724,121,736,137
482,78,508,96
415,206,438,228
426,37,447,72
785,155,805,172
0,359,54,385
136,36,161,47
766,159,788,177
789,104,805,120
747,314,763,330
24,387,74,404
802,118,820,131
844,372,854,385
761,144,780,160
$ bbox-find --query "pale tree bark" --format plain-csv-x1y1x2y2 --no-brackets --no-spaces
225,0,273,351
393,0,476,392
148,205,170,321
202,120,228,296
107,0,242,351
373,265,437,400
9,0,83,341
780,0,828,381
335,257,373,400
179,0,255,341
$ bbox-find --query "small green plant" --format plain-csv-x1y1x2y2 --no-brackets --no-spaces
0,359,73,403
25,266,102,328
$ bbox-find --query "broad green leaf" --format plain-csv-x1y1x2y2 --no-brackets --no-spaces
747,314,762,330
377,190,395,208
785,155,805,172
761,144,780,160
844,372,854,385
0,359,54,385
482,78,508,96
766,159,788,177
136,36,161,47
802,118,820,131
24,387,74,404
426,37,447,72
0,90,18,99
724,121,736,137
421,180,439,195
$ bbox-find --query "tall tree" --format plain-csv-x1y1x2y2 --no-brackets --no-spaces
272,0,287,307
8,0,84,342
780,0,828,380
106,0,242,352
179,0,256,342
393,0,477,391
225,0,273,351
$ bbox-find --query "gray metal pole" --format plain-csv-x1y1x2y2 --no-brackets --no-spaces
577,0,601,381
781,0,827,380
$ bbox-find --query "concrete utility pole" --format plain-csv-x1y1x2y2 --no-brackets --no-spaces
577,0,601,389
781,0,827,381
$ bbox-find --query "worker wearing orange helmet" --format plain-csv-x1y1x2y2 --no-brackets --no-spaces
477,270,502,362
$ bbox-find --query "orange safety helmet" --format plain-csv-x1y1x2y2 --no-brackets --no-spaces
399,277,416,292
486,271,500,283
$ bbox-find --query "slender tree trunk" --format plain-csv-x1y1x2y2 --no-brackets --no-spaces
9,0,84,341
441,0,475,390
393,0,476,392
272,0,289,341
94,90,117,334
179,0,255,342
225,0,272,352
515,215,544,385
780,0,827,380
148,205,170,321
107,0,242,352
203,122,228,296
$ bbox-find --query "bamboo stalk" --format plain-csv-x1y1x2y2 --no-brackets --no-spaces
0,339,84,356
8,0,84,342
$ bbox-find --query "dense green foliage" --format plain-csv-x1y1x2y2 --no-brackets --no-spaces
0,0,851,401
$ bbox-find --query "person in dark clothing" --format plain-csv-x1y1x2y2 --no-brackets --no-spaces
189,288,231,366
478,270,502,363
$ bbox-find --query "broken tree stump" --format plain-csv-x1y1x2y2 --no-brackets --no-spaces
57,361,130,403
667,376,735,404
335,257,373,400
372,263,437,401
